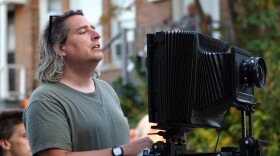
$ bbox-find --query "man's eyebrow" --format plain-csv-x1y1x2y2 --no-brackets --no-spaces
76,25,95,32
76,25,88,32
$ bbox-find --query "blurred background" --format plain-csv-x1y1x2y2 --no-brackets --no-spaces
0,0,279,155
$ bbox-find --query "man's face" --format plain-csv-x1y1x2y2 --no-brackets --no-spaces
188,4,196,16
8,123,31,156
62,15,103,67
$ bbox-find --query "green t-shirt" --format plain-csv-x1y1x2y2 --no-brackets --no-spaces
23,78,130,156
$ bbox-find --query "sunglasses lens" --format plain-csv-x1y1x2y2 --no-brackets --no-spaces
48,13,61,42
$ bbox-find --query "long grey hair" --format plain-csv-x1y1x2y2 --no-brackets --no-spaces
36,10,100,83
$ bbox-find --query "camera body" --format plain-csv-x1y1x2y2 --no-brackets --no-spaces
232,47,266,104
146,31,267,156
147,31,266,131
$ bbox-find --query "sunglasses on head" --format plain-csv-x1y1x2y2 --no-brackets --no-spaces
48,13,62,42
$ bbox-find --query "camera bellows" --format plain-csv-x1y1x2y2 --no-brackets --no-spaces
147,31,232,130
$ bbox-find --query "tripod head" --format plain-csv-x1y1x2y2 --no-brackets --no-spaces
143,101,268,156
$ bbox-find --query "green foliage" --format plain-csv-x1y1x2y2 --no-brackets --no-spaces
112,57,148,127
233,1,280,155
187,1,280,155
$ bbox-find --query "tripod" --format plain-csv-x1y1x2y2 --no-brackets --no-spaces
234,100,269,156
143,101,268,156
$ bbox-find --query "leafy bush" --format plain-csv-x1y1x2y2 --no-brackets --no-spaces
187,1,280,155
112,57,148,127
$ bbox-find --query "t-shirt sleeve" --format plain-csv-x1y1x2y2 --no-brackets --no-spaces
23,99,72,155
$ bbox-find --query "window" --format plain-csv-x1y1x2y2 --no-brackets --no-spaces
48,0,61,13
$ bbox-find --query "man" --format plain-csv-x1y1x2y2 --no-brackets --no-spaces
0,109,32,156
23,10,153,156
178,3,212,35
178,3,200,31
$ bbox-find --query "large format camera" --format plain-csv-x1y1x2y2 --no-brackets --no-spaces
145,31,268,156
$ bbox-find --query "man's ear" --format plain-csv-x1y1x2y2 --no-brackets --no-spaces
53,43,66,56
0,139,11,150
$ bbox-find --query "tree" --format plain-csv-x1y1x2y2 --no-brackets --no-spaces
187,1,280,155
229,1,280,155
108,0,280,154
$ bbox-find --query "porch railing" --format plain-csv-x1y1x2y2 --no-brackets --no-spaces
0,64,26,101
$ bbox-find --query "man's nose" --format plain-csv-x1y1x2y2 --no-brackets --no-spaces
91,30,101,40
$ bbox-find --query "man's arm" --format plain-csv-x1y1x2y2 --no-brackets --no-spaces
39,137,153,156
39,148,111,156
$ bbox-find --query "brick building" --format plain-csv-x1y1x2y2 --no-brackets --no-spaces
0,0,232,101
0,0,103,101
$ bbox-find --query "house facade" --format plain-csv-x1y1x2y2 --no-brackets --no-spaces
0,0,232,101
0,0,104,101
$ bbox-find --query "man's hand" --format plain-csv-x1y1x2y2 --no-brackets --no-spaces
122,137,154,156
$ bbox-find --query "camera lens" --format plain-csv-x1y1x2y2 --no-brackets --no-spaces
242,57,267,88
253,57,266,88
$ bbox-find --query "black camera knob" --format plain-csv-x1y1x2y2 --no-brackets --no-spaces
152,141,165,153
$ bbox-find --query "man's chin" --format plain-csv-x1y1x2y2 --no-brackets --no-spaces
92,53,103,61
96,55,103,61
92,57,103,63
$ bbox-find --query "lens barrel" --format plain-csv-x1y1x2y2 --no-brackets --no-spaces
242,57,267,88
